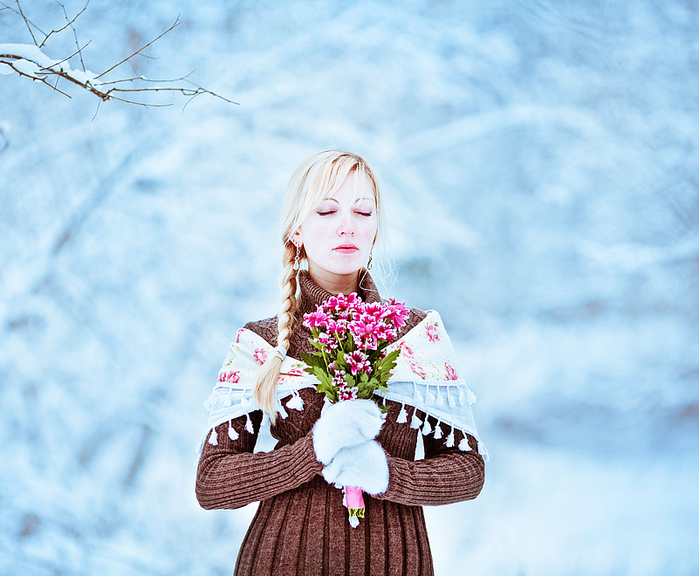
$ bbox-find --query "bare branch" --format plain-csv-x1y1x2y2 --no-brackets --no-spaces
97,71,195,86
94,17,180,80
14,0,39,46
41,1,89,50
40,39,92,71
2,3,236,109
106,82,238,105
44,0,90,75
2,60,73,98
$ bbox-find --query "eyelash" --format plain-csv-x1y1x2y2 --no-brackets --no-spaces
316,210,373,217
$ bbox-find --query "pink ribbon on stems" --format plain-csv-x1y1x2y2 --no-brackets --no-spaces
343,485,365,528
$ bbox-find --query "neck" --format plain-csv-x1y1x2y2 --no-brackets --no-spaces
297,269,380,317
306,266,359,295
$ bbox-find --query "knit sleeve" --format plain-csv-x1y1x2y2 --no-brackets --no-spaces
195,411,323,510
372,413,485,507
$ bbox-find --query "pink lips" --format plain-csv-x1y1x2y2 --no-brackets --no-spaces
334,244,359,254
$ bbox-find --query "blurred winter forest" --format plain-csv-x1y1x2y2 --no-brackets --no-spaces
1,0,698,574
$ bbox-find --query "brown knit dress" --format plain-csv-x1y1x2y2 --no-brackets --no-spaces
196,272,485,576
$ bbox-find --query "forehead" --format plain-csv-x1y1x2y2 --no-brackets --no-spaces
323,171,376,203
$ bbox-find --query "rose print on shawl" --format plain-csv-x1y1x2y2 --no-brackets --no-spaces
397,340,414,358
253,348,268,366
397,341,429,379
218,370,241,384
276,366,308,389
284,366,306,377
444,362,458,381
301,293,409,527
407,358,428,379
425,322,440,343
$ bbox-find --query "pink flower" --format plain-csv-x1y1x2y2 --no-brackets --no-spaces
337,381,359,401
235,329,244,343
375,323,397,342
326,295,342,310
444,363,458,380
381,299,409,328
325,319,347,338
317,332,338,353
364,302,385,320
218,370,241,384
253,348,268,365
350,317,380,350
324,292,362,321
425,323,440,343
346,351,372,376
286,367,305,376
303,307,329,330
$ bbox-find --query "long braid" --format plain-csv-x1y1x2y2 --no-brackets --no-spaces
253,242,298,424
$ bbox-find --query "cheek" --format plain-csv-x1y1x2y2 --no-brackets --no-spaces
359,220,378,241
303,222,331,247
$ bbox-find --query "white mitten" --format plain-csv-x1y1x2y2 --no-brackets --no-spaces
322,440,389,496
312,399,384,465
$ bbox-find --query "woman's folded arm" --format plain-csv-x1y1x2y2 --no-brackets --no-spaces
195,411,323,510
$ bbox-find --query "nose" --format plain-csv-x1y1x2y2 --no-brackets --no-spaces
337,215,355,236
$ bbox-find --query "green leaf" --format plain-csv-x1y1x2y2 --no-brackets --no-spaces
309,340,327,353
300,352,326,370
313,366,332,387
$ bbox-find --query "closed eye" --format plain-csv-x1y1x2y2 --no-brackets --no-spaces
355,211,373,217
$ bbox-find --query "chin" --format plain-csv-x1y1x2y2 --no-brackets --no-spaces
308,254,368,285
331,261,367,276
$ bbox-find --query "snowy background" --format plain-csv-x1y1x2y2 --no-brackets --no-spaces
1,0,698,574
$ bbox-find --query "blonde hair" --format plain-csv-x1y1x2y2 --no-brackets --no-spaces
253,149,383,423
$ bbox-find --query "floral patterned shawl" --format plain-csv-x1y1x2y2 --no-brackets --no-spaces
202,310,488,461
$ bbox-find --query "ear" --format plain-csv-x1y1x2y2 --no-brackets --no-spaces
292,228,303,248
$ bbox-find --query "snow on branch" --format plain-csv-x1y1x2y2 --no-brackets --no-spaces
0,1,236,107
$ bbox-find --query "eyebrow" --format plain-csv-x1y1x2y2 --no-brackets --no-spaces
321,197,375,204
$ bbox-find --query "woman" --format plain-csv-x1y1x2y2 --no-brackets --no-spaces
196,150,487,576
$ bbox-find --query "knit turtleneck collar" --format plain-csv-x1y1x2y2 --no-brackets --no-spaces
296,270,382,316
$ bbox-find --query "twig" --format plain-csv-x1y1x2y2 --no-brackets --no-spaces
46,0,89,73
3,60,73,98
97,71,195,86
41,0,89,52
14,0,38,45
1,2,46,38
94,17,180,80
41,39,92,72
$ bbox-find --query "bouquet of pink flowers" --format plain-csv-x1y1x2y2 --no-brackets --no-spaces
301,293,410,525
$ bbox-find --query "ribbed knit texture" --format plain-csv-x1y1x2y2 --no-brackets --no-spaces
196,271,485,575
